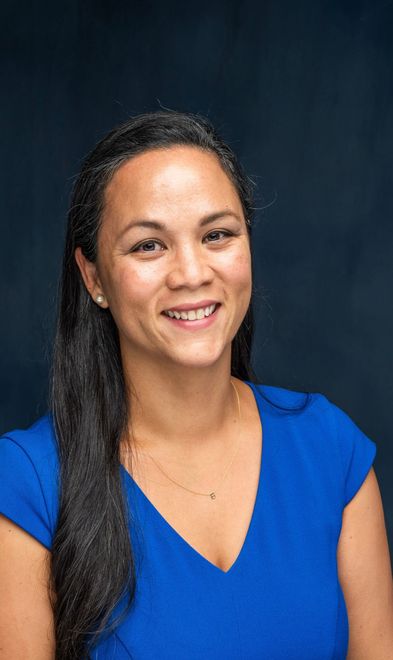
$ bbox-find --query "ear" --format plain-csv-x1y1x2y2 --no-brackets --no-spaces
74,247,109,308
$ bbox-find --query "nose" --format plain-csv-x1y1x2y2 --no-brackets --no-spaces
165,242,214,290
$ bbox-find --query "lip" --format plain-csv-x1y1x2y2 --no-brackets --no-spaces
162,302,221,330
161,299,220,313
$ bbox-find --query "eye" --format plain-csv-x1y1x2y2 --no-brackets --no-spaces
130,230,234,254
204,230,234,242
131,240,164,253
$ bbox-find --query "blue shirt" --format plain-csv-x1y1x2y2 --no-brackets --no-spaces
0,382,377,659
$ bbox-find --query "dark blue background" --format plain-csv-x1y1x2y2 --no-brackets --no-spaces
1,0,392,553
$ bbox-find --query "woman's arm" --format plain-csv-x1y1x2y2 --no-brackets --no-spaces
337,467,393,659
0,515,55,659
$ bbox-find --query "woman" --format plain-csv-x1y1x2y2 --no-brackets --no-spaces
0,111,392,659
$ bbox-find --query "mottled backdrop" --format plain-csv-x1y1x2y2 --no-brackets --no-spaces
1,0,392,552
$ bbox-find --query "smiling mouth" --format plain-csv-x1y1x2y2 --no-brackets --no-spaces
162,303,220,321
161,303,221,326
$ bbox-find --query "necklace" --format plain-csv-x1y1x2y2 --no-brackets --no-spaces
126,378,242,500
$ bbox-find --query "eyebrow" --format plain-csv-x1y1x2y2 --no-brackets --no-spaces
117,210,242,239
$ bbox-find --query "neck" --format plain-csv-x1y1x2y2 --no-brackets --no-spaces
121,351,240,457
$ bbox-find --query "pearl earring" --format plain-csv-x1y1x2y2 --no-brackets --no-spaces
95,294,105,304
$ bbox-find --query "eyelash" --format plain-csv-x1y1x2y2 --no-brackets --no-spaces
130,230,235,253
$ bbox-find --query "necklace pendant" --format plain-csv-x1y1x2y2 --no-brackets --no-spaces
210,492,216,500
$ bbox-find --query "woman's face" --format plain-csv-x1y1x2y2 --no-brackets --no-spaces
76,146,252,371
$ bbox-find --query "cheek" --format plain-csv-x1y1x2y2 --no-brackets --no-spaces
224,246,252,289
109,262,163,309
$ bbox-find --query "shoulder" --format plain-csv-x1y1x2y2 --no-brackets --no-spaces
250,381,331,418
0,413,59,549
250,382,377,509
252,380,372,430
0,413,59,495
0,412,58,459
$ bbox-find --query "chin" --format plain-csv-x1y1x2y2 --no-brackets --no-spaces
168,346,229,369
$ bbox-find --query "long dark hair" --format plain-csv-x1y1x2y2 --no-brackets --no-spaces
49,110,258,658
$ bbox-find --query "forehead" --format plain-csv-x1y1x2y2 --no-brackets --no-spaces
103,146,241,217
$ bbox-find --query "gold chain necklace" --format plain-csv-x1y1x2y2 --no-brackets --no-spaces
128,378,242,500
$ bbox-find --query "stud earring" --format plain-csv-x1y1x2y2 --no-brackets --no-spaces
95,294,105,304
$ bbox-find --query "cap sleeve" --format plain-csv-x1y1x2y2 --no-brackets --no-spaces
0,436,52,549
328,401,377,507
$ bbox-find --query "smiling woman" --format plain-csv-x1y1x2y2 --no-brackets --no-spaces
0,111,392,659
74,145,252,375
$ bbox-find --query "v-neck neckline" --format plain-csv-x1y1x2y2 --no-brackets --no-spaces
120,380,265,576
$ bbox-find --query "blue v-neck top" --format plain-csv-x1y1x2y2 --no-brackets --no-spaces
0,383,377,659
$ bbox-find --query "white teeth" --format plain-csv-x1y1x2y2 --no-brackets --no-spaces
164,303,217,321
